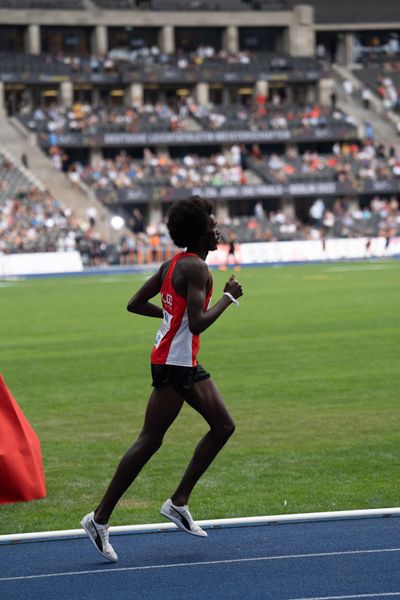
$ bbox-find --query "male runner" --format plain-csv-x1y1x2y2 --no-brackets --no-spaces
81,196,243,562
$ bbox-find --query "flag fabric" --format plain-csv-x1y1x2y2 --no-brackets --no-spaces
0,374,46,504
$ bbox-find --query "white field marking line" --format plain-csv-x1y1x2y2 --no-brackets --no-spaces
289,593,400,600
326,265,393,272
1,547,400,583
76,278,131,284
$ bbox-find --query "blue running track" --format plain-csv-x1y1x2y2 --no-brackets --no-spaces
1,516,400,600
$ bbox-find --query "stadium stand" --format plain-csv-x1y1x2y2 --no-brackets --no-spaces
218,196,400,243
250,143,400,184
0,0,399,268
0,47,325,87
63,141,400,199
18,101,356,138
187,102,355,132
75,149,252,191
0,148,105,260
19,103,191,135
354,67,400,113
0,152,34,203
0,52,72,76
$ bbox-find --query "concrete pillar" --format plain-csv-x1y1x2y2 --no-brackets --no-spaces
282,195,295,217
285,85,293,103
160,26,174,54
0,82,5,117
92,25,108,56
126,82,144,107
275,28,289,54
305,83,316,103
222,86,230,106
285,142,298,156
278,27,290,54
90,148,103,166
289,4,315,57
224,26,239,53
195,82,209,105
255,80,268,99
345,32,355,66
60,81,74,107
318,78,335,107
149,202,162,226
335,34,347,65
92,87,100,105
25,24,41,55
215,199,229,223
255,80,268,97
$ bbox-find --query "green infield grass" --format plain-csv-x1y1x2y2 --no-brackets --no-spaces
0,260,399,535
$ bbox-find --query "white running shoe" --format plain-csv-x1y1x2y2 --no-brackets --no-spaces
160,498,207,537
80,512,118,562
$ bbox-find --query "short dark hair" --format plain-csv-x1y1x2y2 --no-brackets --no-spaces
167,196,213,248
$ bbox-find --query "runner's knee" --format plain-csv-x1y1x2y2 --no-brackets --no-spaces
137,430,164,453
212,419,235,439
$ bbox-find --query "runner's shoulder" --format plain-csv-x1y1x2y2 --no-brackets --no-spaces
159,259,172,283
179,255,209,280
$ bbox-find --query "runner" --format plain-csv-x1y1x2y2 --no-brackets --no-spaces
81,196,243,562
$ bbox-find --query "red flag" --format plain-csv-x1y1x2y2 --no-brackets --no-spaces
0,374,46,504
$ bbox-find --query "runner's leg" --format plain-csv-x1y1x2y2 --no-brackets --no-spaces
171,378,235,506
94,386,184,524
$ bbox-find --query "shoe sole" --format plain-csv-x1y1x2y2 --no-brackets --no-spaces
160,509,207,538
80,517,118,562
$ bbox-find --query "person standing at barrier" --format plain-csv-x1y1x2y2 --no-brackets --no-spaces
81,196,243,562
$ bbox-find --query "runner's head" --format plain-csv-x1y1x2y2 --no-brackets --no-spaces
167,196,219,251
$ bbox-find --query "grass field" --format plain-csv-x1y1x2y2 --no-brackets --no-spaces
0,261,399,535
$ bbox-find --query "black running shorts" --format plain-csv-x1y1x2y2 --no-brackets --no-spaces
151,363,211,398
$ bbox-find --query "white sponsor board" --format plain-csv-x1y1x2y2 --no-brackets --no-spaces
0,251,83,277
207,237,400,266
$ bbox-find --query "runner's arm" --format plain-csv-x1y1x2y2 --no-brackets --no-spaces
127,267,164,318
186,263,242,335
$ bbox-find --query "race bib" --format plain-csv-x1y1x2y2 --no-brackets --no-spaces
154,310,173,349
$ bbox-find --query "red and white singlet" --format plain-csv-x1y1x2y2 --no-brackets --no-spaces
151,252,213,367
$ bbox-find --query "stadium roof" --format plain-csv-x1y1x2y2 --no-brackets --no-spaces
287,0,400,24
0,0,399,27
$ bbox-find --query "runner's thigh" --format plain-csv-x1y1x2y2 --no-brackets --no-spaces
141,386,185,437
185,378,234,431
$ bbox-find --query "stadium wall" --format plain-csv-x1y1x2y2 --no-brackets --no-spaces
1,240,398,277
0,251,83,277
207,237,400,266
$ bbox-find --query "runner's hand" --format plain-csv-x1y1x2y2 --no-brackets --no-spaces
224,275,243,300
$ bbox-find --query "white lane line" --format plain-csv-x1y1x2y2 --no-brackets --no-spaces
326,265,393,272
1,547,400,583
289,593,400,599
4,507,400,545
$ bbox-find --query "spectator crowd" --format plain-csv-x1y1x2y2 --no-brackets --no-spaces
72,147,250,194
65,140,400,197
21,102,192,136
250,141,400,184
0,156,109,263
188,100,356,132
20,100,356,138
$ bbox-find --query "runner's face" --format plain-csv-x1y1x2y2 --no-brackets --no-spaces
205,216,220,250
